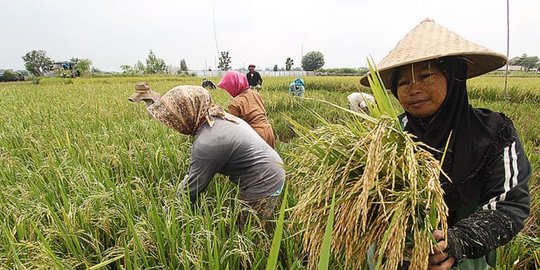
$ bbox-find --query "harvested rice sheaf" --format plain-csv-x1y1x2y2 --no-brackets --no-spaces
286,63,449,270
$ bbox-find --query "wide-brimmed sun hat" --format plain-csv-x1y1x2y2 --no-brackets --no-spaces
360,19,507,88
135,82,151,91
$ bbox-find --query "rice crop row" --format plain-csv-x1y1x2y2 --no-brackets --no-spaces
0,75,538,269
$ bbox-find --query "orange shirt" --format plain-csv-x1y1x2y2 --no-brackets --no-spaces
228,89,275,148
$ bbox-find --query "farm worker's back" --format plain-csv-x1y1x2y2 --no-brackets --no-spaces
138,85,285,225
218,71,276,148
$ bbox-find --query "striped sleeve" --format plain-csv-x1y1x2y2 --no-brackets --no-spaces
445,137,531,261
480,140,530,227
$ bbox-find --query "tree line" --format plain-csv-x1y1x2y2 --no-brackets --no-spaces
19,49,537,78
20,50,92,77
17,49,328,77
509,54,540,71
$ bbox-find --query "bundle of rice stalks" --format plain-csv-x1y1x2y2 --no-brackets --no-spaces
286,61,448,270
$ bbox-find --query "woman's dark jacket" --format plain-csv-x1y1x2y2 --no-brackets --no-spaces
395,57,531,264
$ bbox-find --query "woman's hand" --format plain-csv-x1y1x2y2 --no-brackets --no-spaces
428,230,455,270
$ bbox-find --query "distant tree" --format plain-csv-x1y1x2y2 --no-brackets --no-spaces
301,51,325,71
70,57,80,66
22,50,54,76
120,65,134,74
285,57,294,71
273,64,278,71
76,59,92,75
521,56,539,71
0,69,19,82
512,54,540,71
145,50,166,74
91,67,102,74
180,59,188,71
218,51,231,71
135,61,145,73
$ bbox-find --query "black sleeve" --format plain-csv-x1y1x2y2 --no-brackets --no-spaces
257,72,263,85
446,138,531,260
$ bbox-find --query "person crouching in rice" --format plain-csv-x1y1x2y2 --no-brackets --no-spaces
218,70,276,148
347,92,375,114
128,84,285,228
288,77,305,97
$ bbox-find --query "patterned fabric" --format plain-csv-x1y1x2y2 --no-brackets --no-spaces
147,85,236,135
238,195,279,229
289,83,305,97
347,92,375,113
217,71,249,97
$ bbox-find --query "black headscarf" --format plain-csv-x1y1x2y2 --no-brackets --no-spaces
392,57,505,199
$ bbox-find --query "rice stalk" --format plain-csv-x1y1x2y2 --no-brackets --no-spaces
286,60,448,269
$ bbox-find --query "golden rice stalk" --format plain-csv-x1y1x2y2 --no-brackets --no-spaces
286,60,448,270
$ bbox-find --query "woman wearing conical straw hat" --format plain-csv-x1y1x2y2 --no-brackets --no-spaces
361,19,531,270
128,84,285,227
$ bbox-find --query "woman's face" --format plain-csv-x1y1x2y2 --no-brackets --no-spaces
396,61,447,118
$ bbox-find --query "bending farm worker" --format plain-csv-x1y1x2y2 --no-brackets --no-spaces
201,77,217,90
288,77,305,97
128,82,161,106
218,70,276,148
128,84,285,226
347,92,375,113
361,19,530,270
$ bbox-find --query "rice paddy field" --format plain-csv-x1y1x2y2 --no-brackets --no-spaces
1,75,539,269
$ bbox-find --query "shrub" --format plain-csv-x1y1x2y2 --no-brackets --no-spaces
0,69,19,82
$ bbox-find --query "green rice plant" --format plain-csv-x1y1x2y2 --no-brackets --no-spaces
286,60,448,270
497,233,540,269
266,184,289,270
317,192,336,270
0,74,538,269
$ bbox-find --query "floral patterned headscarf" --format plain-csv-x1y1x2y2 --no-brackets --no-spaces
147,85,236,135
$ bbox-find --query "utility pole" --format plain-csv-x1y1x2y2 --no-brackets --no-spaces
301,44,304,71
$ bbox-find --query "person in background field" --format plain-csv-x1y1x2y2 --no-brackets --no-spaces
218,70,276,148
360,19,530,270
246,64,263,90
288,77,305,97
201,77,217,90
128,85,285,227
347,92,375,113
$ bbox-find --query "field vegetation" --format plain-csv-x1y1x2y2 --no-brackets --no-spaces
0,75,539,269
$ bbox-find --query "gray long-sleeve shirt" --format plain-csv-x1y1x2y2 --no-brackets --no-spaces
185,117,285,201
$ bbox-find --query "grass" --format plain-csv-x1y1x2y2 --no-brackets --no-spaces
0,75,539,269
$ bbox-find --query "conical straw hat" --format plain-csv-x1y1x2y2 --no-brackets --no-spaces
360,19,507,88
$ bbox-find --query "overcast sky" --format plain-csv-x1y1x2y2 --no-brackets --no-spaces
1,0,538,72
